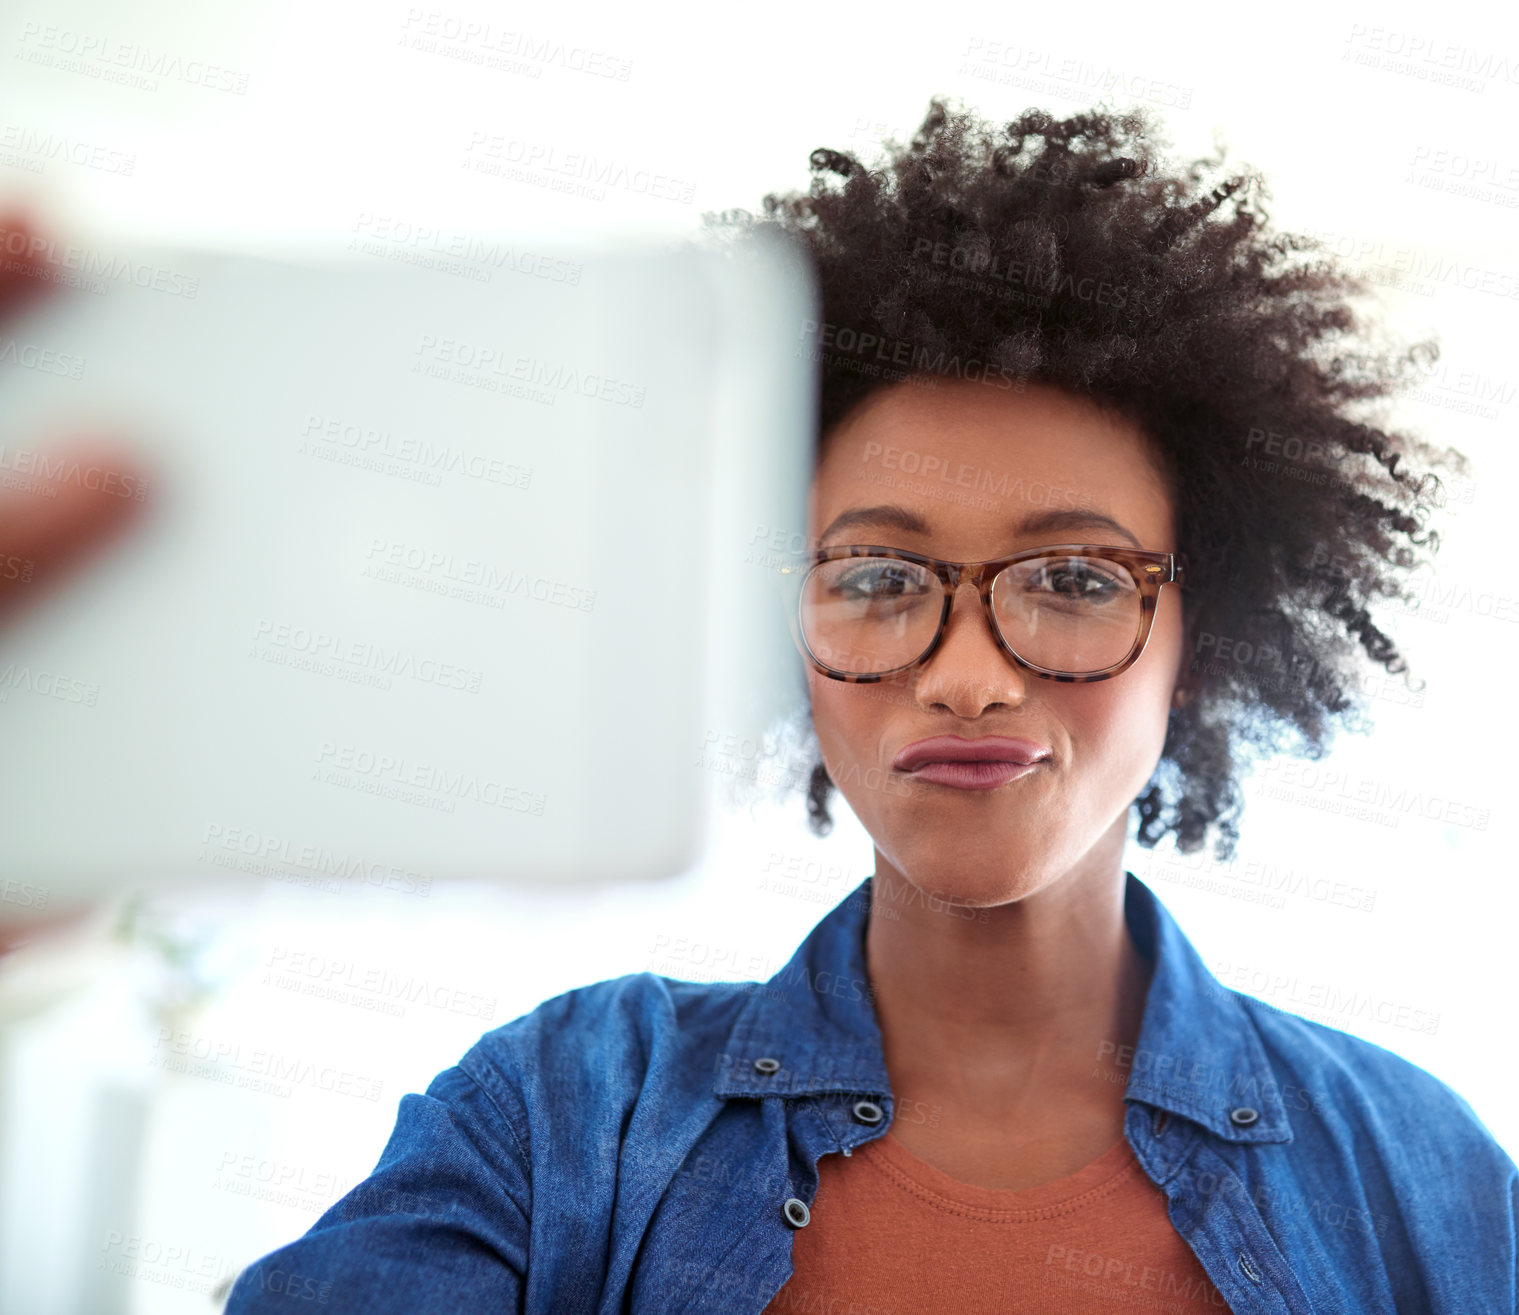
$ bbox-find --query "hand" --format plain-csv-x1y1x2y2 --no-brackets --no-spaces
0,203,153,950
0,204,152,625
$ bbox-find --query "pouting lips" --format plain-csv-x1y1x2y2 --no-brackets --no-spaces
892,735,1051,773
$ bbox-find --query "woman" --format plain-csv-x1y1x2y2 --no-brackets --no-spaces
225,100,1516,1313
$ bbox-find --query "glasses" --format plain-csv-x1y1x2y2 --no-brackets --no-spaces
778,544,1187,683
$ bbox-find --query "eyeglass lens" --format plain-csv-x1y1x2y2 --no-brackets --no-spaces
799,553,1143,677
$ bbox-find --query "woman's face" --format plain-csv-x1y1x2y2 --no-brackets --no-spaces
804,377,1189,908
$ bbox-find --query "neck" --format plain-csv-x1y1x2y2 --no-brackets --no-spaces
864,838,1152,1125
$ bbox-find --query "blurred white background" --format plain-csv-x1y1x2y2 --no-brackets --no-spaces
2,0,1517,1309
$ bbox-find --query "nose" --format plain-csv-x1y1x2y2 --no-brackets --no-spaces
910,579,1029,713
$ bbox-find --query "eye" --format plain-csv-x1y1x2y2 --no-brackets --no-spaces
831,560,931,600
1024,557,1126,602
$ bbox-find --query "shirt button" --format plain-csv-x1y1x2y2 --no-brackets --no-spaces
1229,1106,1260,1127
782,1197,810,1228
851,1099,884,1126
753,1057,781,1075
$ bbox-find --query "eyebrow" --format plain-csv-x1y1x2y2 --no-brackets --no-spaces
818,504,1143,549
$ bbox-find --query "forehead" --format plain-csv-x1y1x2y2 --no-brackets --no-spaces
807,377,1176,548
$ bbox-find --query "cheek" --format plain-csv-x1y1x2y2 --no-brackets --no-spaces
1070,683,1145,754
1066,660,1177,782
806,669,855,754
806,670,891,770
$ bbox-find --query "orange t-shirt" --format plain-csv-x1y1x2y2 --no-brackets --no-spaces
763,1128,1231,1314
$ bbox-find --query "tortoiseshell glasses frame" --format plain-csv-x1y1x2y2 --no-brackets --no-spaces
776,543,1188,684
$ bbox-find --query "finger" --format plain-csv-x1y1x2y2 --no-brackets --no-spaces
0,205,58,316
0,905,92,955
0,437,152,624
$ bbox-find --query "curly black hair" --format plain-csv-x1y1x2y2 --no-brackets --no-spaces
706,97,1466,863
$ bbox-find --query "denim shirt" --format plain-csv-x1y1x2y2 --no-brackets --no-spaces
224,873,1518,1313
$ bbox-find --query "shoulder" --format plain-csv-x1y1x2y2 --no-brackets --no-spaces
1236,987,1515,1177
444,972,755,1134
468,970,755,1067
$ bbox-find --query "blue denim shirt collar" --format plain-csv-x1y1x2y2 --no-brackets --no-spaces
713,871,1293,1146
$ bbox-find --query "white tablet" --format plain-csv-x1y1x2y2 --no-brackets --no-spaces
0,225,816,918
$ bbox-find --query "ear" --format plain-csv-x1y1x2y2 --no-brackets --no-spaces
1171,612,1201,710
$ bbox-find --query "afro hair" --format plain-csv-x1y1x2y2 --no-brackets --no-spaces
706,97,1467,862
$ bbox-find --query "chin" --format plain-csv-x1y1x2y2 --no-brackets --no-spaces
883,838,1050,909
